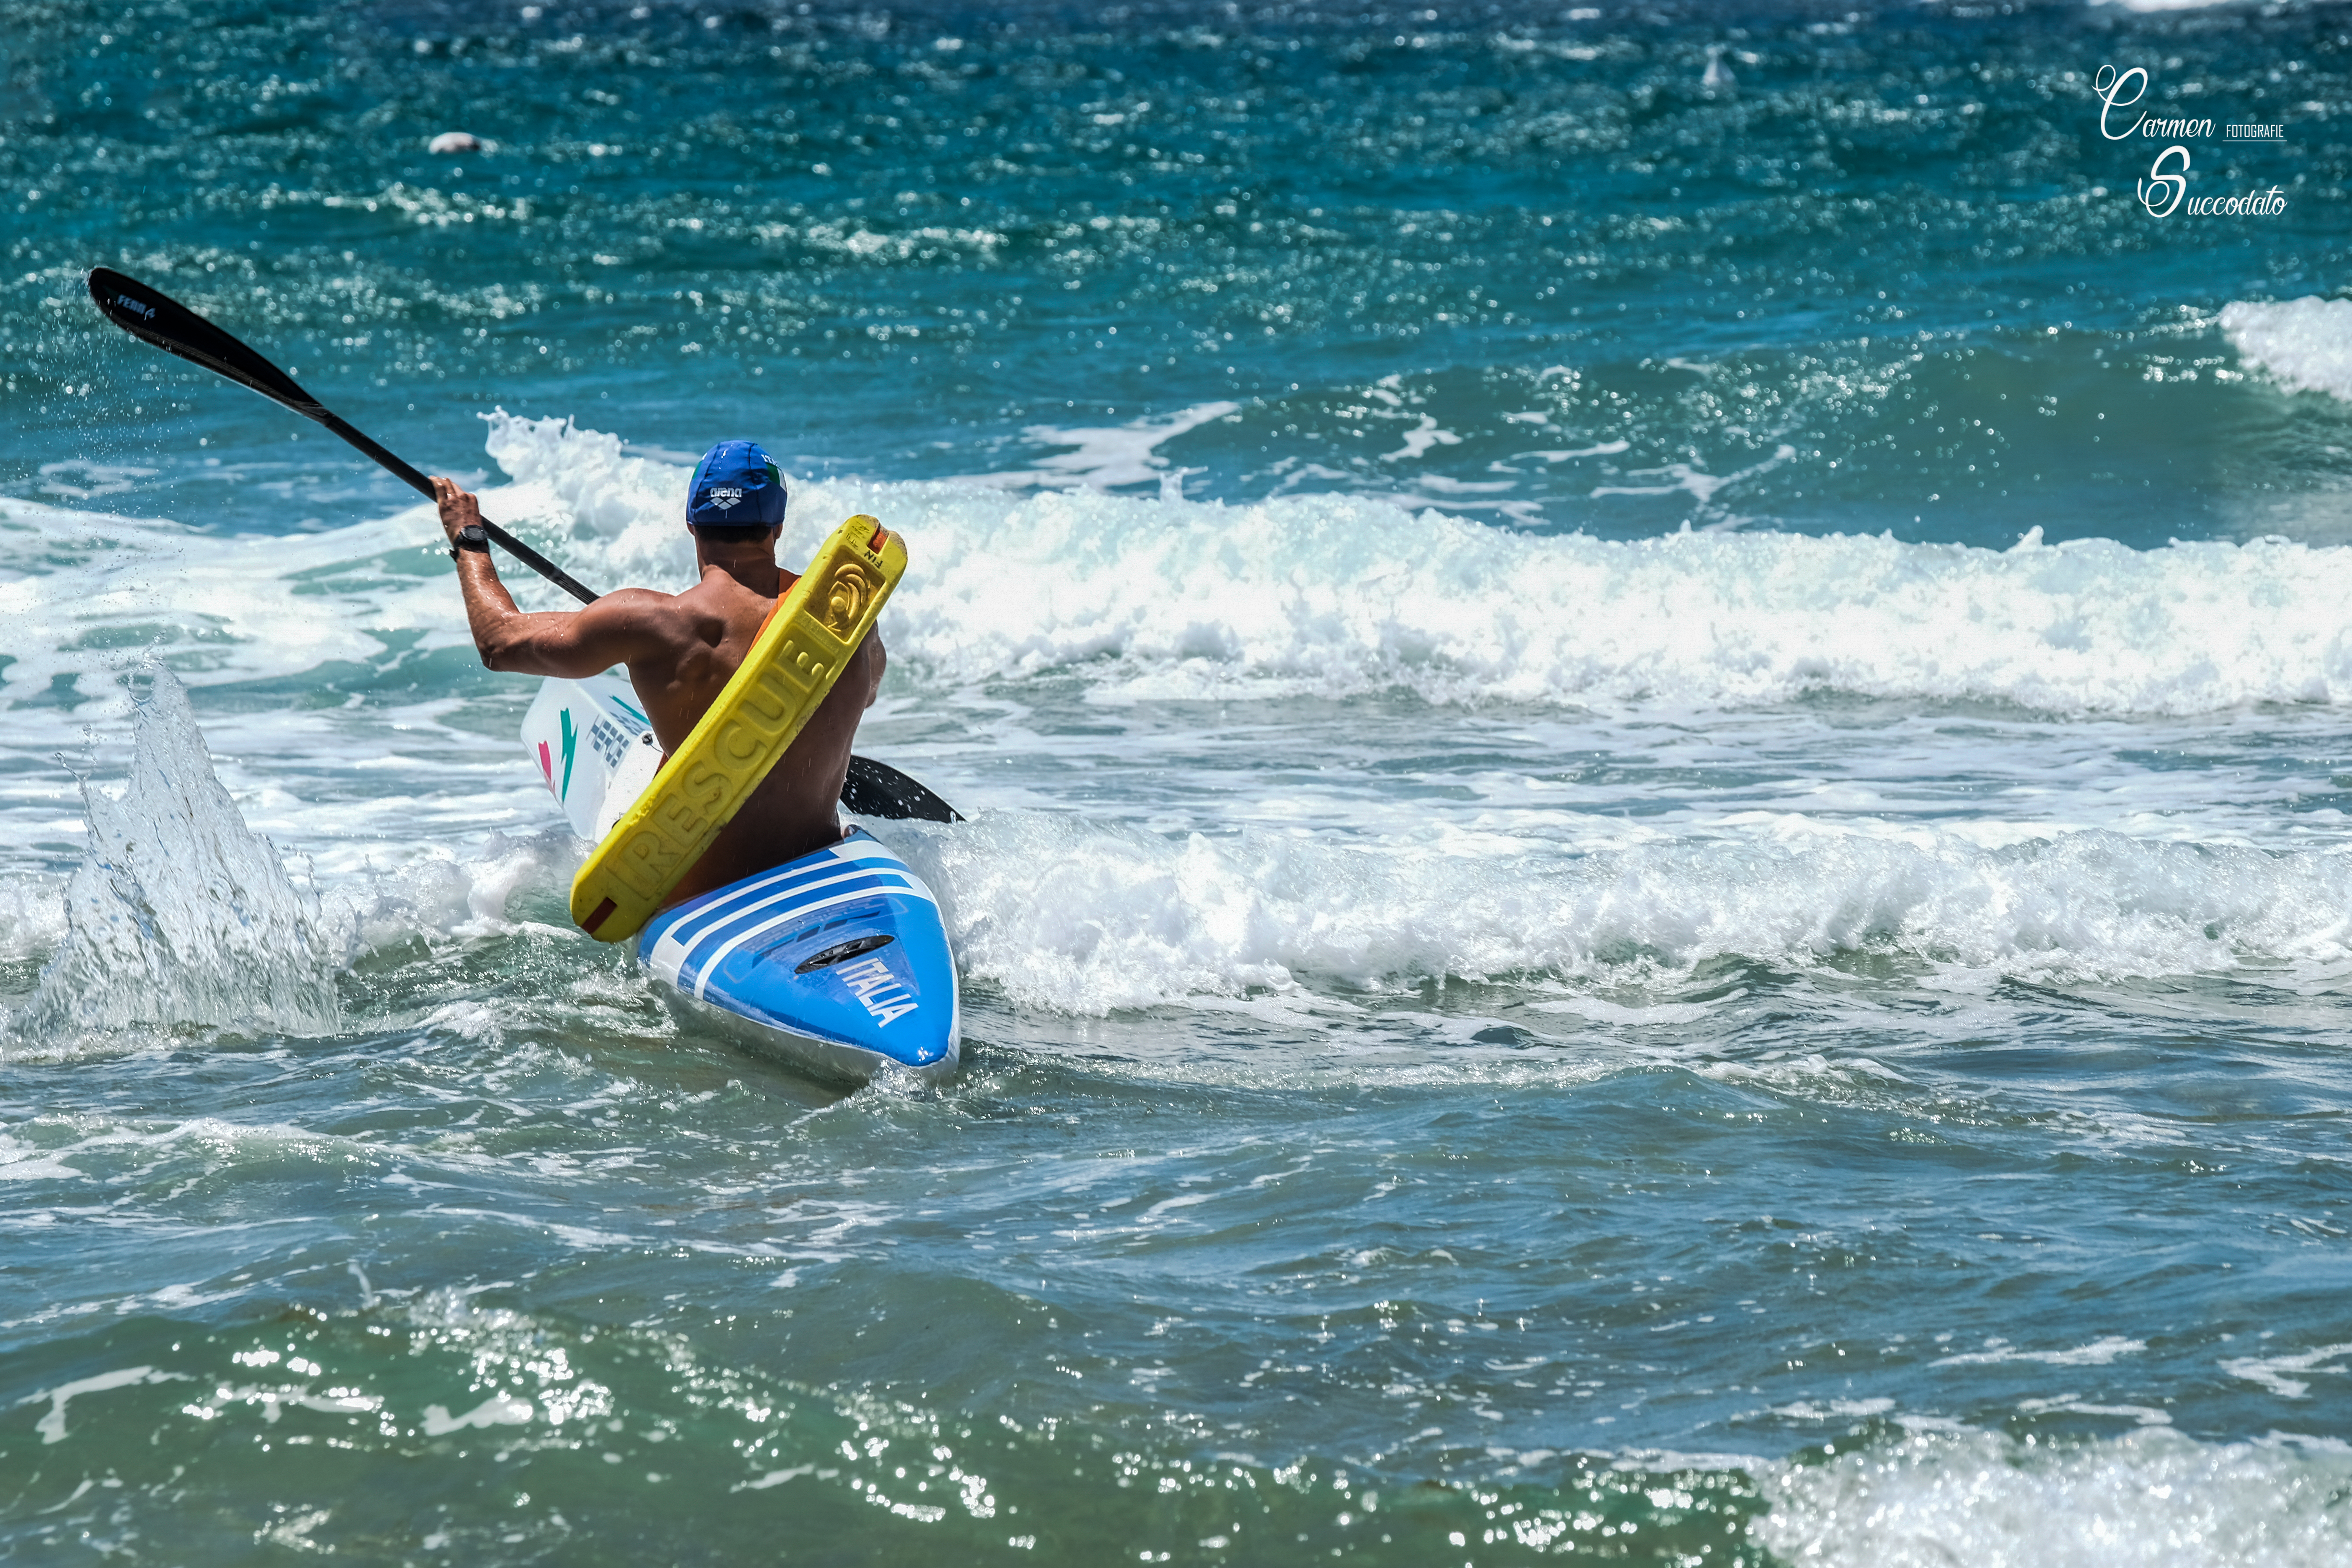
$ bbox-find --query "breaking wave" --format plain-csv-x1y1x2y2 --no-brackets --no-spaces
2221,295,2352,403
15,414,2352,721
886,813,2352,1013
491,412,2352,716
1757,1426,2352,1568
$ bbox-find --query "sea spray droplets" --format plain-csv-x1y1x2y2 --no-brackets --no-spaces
14,666,341,1043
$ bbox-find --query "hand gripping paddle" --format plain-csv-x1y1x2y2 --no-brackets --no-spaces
85,266,959,824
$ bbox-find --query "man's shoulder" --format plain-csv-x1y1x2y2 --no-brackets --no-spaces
583,583,695,627
560,583,702,663
670,573,779,625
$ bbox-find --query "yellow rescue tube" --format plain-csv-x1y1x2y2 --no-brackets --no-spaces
570,514,906,942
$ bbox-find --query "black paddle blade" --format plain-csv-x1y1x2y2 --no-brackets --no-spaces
842,754,962,823
87,267,325,421
87,264,601,604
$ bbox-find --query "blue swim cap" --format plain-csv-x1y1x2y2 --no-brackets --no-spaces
686,439,787,527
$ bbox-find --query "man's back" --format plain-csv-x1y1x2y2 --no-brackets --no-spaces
622,563,884,909
430,450,884,913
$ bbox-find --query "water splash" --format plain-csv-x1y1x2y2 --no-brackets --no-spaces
12,664,341,1044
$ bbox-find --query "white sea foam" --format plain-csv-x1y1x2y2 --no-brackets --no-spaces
1931,1334,2145,1368
955,401,1240,495
1756,1427,2352,1567
0,493,458,727
880,812,2352,1012
2220,296,2352,402
2095,0,2256,11
475,413,2352,716
316,827,584,953
0,1113,364,1187
20,414,2352,1009
2218,1341,2352,1401
26,1366,191,1445
16,711,2333,1013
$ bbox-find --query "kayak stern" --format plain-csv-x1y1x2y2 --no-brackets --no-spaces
638,830,960,1087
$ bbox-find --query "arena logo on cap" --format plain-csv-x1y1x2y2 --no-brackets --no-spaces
2093,63,2290,220
706,485,744,510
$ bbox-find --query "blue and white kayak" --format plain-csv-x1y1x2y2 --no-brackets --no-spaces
639,829,960,1085
524,675,961,1086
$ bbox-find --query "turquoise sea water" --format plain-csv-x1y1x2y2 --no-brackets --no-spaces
8,2,2352,1562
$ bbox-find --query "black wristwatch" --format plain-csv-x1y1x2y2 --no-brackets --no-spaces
449,523,490,559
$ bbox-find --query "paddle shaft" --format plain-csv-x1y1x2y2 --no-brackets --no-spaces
313,408,600,604
83,266,963,822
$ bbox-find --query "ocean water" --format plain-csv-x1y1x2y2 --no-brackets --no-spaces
7,1,2352,1563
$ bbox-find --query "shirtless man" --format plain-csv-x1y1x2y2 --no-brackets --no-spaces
432,439,883,912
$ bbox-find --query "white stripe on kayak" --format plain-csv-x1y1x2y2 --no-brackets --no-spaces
648,837,943,992
653,867,915,989
687,865,918,949
689,885,936,1002
661,835,921,949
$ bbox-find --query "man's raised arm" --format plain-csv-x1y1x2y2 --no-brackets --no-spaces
432,476,673,678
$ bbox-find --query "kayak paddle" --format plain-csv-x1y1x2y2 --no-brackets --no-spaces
89,267,597,601
83,266,960,824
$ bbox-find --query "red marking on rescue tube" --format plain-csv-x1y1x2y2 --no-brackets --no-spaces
867,523,889,554
582,896,618,935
